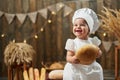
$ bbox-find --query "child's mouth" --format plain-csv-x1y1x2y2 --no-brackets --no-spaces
75,29,82,33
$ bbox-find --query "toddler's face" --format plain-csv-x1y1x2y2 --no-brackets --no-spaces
73,18,89,39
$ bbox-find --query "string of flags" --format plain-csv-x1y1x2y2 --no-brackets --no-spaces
102,40,120,52
1,1,119,52
0,2,73,24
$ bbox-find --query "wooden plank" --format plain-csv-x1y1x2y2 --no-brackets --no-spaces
21,0,30,42
0,0,8,11
99,45,107,69
62,2,76,60
36,0,44,9
15,0,22,13
1,18,8,76
44,10,52,62
1,0,120,72
43,0,55,62
103,0,117,9
35,11,46,65
97,0,103,14
81,1,89,8
14,0,23,42
50,12,57,61
29,0,37,67
57,10,63,61
115,46,120,80
29,0,36,11
7,0,15,13
22,0,29,13
89,0,97,12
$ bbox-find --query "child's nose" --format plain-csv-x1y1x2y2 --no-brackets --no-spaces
77,25,81,28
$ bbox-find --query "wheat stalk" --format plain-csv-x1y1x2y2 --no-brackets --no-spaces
4,42,36,66
99,7,120,41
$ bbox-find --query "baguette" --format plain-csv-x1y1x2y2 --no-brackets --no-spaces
34,68,40,80
29,67,34,80
23,70,29,80
40,68,46,80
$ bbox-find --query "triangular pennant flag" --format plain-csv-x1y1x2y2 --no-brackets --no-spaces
5,13,15,24
0,11,4,17
28,12,37,23
38,8,47,19
48,4,57,13
16,13,27,24
64,5,73,17
102,41,112,52
56,2,64,11
113,40,120,45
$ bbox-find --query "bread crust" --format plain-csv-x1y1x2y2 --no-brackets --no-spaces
75,44,99,65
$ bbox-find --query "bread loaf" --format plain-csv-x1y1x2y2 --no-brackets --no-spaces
48,70,63,79
23,70,29,80
40,68,46,80
28,67,34,80
75,44,99,65
34,68,40,80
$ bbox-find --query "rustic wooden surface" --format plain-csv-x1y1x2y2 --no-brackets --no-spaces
0,0,120,78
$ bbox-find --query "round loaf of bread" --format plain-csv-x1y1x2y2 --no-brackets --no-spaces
75,44,99,65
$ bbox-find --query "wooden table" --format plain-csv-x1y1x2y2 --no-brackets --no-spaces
115,46,120,80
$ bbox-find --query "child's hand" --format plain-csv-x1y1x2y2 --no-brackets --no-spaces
72,56,80,64
96,49,102,58
66,50,80,64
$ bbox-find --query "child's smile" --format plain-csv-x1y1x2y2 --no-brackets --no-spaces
73,18,89,39
75,29,82,33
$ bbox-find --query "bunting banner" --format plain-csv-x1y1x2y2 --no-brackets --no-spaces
48,4,57,13
28,12,37,23
64,5,73,17
5,13,15,24
38,8,48,19
113,40,120,45
0,11,3,17
56,2,64,11
102,41,112,52
0,2,73,24
16,13,27,24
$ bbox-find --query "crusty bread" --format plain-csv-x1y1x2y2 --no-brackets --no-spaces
23,70,29,80
40,68,46,80
28,67,34,80
49,62,64,69
34,68,40,80
48,70,63,79
75,44,99,65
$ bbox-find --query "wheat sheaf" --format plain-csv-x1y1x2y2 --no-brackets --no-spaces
99,7,120,41
4,42,36,66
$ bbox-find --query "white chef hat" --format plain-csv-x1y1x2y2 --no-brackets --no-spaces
72,8,100,34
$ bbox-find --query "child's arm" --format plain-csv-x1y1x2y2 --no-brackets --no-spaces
66,50,80,64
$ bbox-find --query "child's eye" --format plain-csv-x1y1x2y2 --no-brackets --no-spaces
74,24,77,26
73,23,87,27
80,23,86,26
73,24,77,26
80,24,85,26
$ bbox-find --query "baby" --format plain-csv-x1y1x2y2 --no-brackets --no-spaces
63,8,103,80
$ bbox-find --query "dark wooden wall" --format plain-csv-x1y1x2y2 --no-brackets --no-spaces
0,0,120,77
